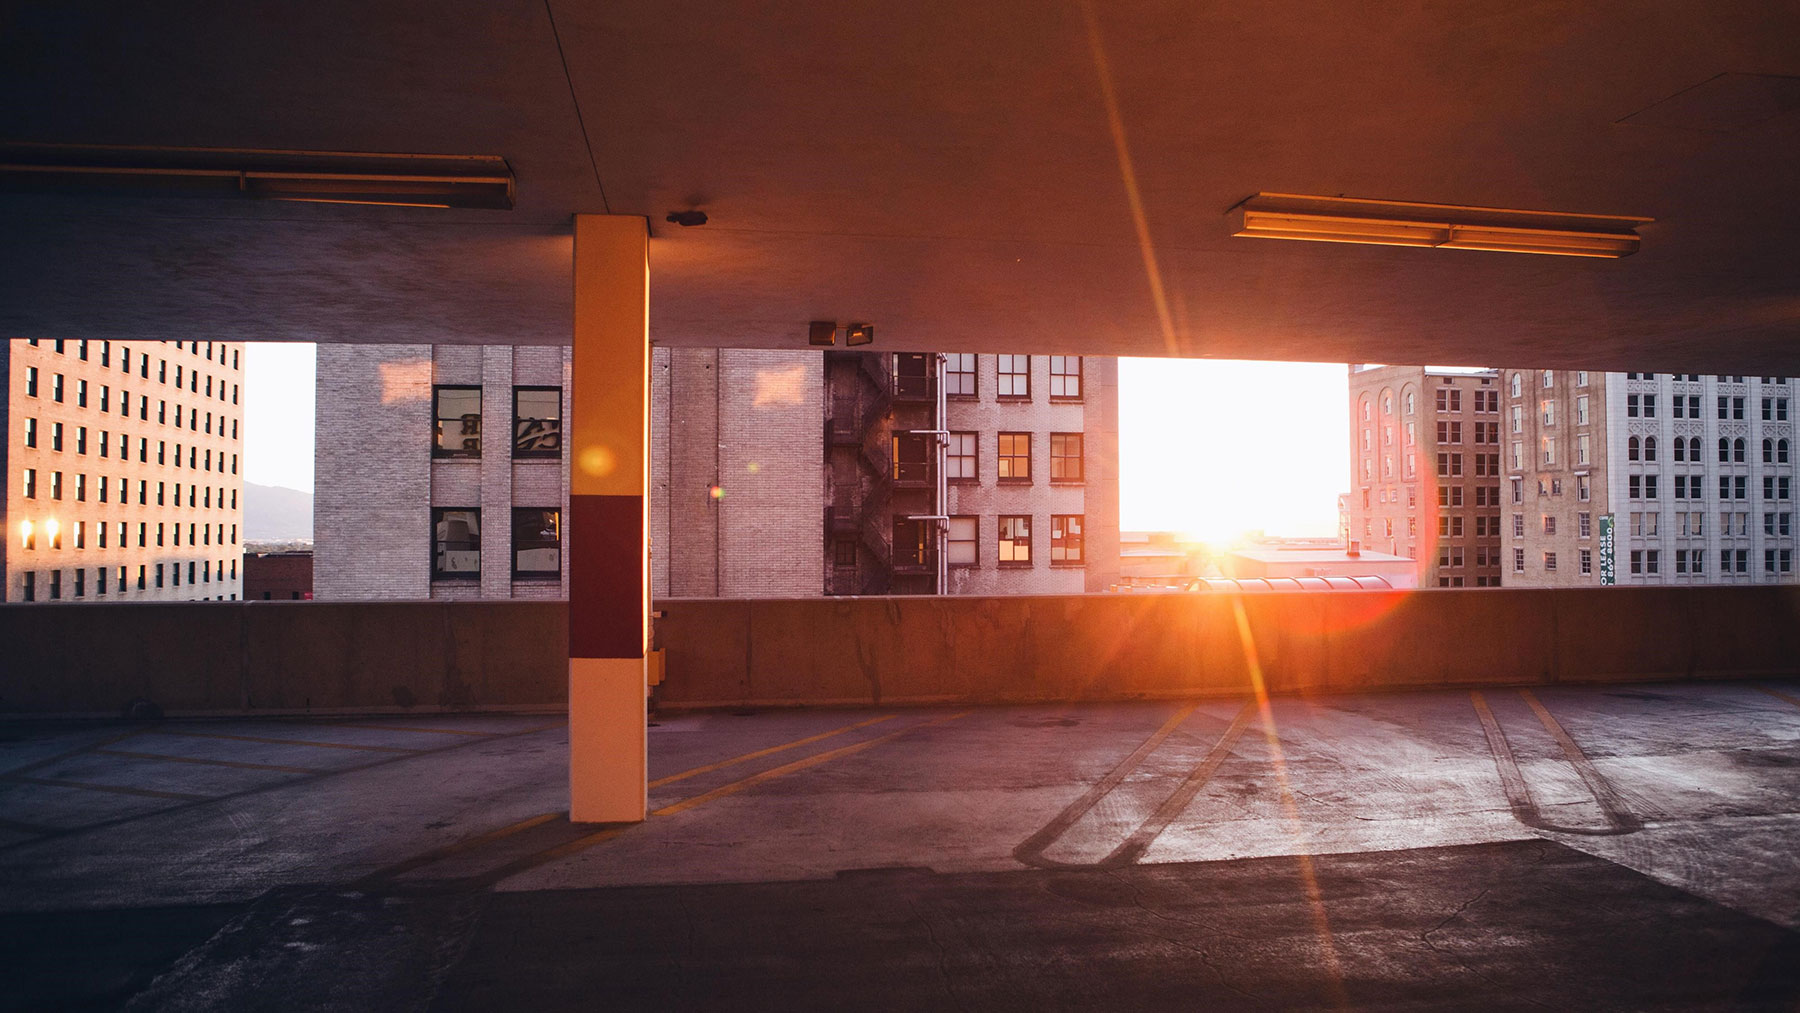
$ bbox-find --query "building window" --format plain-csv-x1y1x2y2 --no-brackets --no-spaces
1513,548,1525,572
1051,515,1084,564
892,517,933,570
26,366,37,397
833,538,858,568
1544,552,1557,572
998,515,1032,565
947,516,977,566
432,508,481,579
892,433,933,484
944,353,976,398
511,508,561,579
512,387,562,458
946,432,977,481
1580,548,1592,575
997,433,1031,482
1050,433,1083,483
433,386,482,458
893,353,934,398
997,355,1030,398
1048,356,1082,400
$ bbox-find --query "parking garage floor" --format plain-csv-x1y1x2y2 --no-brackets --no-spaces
4,681,1800,1010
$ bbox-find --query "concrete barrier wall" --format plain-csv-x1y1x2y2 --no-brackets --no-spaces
2,588,1796,716
0,601,568,716
652,587,1800,707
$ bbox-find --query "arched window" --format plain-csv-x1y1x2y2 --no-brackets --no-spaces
1628,436,1640,461
1404,391,1415,415
1765,438,1775,463
1690,437,1702,460
1510,373,1522,397
1673,439,1686,462
1719,437,1731,463
1381,389,1393,415
1782,439,1791,464
1734,437,1747,463
1644,436,1657,461
1361,396,1372,422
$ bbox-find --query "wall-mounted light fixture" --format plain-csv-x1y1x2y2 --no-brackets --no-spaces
0,144,515,210
808,321,838,346
1230,193,1651,258
844,323,875,346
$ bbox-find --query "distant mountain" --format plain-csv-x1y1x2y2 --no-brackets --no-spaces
244,483,314,541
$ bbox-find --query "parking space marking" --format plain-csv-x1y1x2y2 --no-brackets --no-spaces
357,812,565,884
1015,700,1257,870
150,730,423,753
326,723,498,737
1471,690,1640,836
462,712,970,888
95,749,326,775
1105,700,1257,867
4,775,210,801
648,714,897,789
1519,689,1641,833
1755,685,1800,711
0,720,568,855
1013,702,1199,868
0,727,150,779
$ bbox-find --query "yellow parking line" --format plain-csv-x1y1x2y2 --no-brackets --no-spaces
358,811,565,884
473,712,970,885
326,723,496,737
96,749,326,775
5,775,209,801
150,730,421,753
648,714,897,789
1755,685,1800,711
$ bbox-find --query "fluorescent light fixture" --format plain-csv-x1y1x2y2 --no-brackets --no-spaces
1230,193,1651,258
0,144,514,210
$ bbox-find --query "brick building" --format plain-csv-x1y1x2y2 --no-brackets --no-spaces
5,338,246,602
313,344,571,600
1345,365,1504,587
1502,370,1795,586
824,351,1119,595
243,550,314,600
316,344,1117,599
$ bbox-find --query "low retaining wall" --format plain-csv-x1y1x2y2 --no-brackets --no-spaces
0,601,567,716
2,588,1796,716
652,587,1800,707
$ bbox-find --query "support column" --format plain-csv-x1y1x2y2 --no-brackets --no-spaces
569,214,650,823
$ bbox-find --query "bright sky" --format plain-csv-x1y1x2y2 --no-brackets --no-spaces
244,343,317,493
1119,358,1349,541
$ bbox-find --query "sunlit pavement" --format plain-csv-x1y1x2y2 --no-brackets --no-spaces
4,683,1800,1009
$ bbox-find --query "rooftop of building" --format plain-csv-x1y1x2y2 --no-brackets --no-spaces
1231,546,1412,564
6,681,1800,1007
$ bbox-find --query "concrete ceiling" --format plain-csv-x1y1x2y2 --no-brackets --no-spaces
1,1,1798,372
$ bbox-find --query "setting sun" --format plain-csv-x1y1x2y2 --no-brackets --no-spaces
1119,358,1351,541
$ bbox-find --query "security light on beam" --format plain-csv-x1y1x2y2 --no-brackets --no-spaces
1230,193,1651,258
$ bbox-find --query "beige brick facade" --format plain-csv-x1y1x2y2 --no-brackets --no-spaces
5,338,245,602
1346,365,1503,588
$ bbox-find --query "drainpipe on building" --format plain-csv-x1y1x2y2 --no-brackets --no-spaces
935,353,948,595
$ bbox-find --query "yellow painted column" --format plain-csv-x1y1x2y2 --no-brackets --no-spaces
568,214,650,823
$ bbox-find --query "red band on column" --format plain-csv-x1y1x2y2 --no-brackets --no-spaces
570,493,646,660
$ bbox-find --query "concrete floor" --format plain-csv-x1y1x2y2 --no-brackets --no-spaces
3,682,1800,1009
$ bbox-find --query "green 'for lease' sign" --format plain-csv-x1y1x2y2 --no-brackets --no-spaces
1598,513,1616,585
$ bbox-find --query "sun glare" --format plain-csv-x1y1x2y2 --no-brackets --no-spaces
1120,358,1351,539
